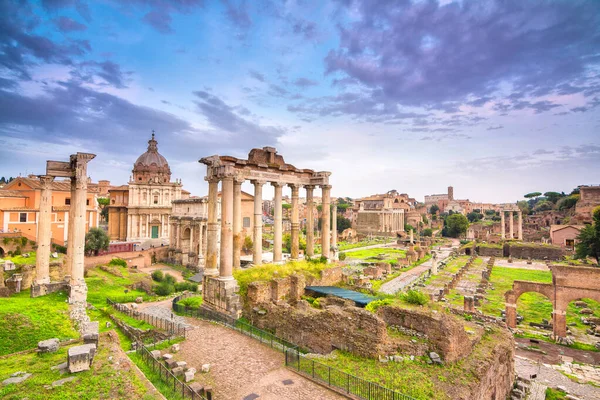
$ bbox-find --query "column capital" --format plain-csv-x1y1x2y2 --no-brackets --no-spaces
38,175,55,188
270,181,285,188
287,183,302,190
320,184,332,190
304,184,316,190
233,174,245,184
205,176,220,184
250,179,267,186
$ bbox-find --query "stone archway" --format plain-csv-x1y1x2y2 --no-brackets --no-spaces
0,247,4,257
181,227,191,253
505,281,555,332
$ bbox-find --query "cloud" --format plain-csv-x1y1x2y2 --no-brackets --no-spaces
248,70,266,82
223,0,252,32
53,16,87,32
71,61,133,88
486,125,503,131
325,0,600,112
143,10,173,34
294,78,318,88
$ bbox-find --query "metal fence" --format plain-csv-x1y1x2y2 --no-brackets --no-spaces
171,295,299,354
107,298,190,338
285,350,417,400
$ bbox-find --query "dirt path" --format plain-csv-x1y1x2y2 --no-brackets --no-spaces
140,300,345,400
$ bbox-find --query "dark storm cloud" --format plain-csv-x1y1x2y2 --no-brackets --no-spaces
193,90,284,146
326,0,600,109
0,1,91,80
53,16,87,32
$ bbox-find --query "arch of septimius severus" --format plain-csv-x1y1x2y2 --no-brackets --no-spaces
199,147,332,317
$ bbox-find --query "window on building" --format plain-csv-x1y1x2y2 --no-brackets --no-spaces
86,199,90,206
243,217,251,228
19,213,27,222
154,196,158,204
65,198,71,205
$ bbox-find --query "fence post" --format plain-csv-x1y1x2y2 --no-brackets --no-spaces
328,366,331,386
347,373,349,393
312,360,314,378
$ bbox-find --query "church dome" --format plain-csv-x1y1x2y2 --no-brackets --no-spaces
132,132,172,183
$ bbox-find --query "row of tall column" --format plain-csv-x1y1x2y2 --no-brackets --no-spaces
500,210,523,240
35,153,95,302
204,177,333,281
381,211,404,232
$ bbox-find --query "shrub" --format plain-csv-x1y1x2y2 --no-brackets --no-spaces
365,298,395,313
13,247,21,256
52,243,67,254
401,290,429,306
339,253,347,261
21,237,28,247
164,273,176,285
422,228,433,237
175,282,198,292
151,270,164,282
178,296,203,308
389,259,398,266
2,237,9,245
108,258,127,267
153,282,175,296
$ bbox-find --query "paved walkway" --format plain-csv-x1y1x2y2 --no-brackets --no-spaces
140,300,344,400
379,246,454,294
516,356,600,400
528,381,547,400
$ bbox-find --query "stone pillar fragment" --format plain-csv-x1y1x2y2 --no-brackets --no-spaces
509,211,514,240
501,211,505,240
290,184,300,260
518,211,523,241
321,185,331,259
252,180,264,265
305,185,315,258
272,182,283,262
505,302,516,328
205,178,219,276
219,177,234,280
232,177,243,269
35,175,54,286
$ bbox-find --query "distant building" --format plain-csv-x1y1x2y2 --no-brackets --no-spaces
354,190,416,236
0,176,99,245
550,224,585,249
107,133,189,246
576,185,600,222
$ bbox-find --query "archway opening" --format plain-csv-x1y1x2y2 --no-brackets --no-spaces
515,291,554,334
566,297,600,342
0,247,4,257
181,227,191,253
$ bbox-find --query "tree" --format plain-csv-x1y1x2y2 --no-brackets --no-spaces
444,214,469,238
337,216,351,233
466,212,483,223
575,206,600,265
429,204,439,214
544,191,563,204
283,233,306,253
534,201,552,212
243,236,253,252
557,195,579,211
404,224,415,233
422,228,433,237
516,200,530,215
524,192,542,199
84,227,109,256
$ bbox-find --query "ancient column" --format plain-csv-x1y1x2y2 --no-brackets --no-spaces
272,182,283,262
252,180,264,265
232,177,243,269
290,184,300,260
305,185,315,258
509,211,514,240
35,175,54,285
219,176,234,280
197,219,204,267
205,177,219,276
553,309,567,338
501,211,506,240
331,204,337,249
65,175,77,277
518,211,523,241
505,302,517,328
321,185,331,259
69,153,95,298
410,228,414,244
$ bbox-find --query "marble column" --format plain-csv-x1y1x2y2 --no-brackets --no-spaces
305,185,315,258
35,175,54,285
197,220,205,267
232,177,243,269
69,153,95,293
252,180,264,265
331,204,337,249
518,211,523,241
509,211,514,239
219,176,234,280
321,185,331,259
501,211,506,240
272,182,283,262
290,184,300,260
205,178,219,276
65,175,77,275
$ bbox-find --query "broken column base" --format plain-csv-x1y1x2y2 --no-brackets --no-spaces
68,343,97,373
69,282,90,328
202,276,242,318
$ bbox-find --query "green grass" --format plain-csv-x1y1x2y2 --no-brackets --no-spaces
545,387,567,400
0,337,159,400
86,265,156,306
345,248,406,262
0,290,77,356
177,296,203,308
233,260,335,297
103,308,154,331
339,237,392,251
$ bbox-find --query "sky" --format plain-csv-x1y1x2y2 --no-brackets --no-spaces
0,0,599,203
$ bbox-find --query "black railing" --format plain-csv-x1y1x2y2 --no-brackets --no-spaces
171,295,298,354
285,350,418,400
107,298,190,339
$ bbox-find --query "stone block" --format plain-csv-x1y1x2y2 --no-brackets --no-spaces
201,363,210,373
165,358,178,369
150,350,161,359
189,383,204,395
184,370,195,382
68,344,96,373
38,338,60,353
175,361,187,369
172,367,184,377
186,367,197,374
135,297,143,303
162,353,173,360
171,344,180,353
83,333,99,346
81,321,99,336
2,372,31,385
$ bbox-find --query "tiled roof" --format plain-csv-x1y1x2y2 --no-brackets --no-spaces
4,177,99,193
0,190,27,198
109,185,130,191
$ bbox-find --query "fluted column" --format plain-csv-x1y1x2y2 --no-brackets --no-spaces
232,177,243,269
272,182,283,262
219,176,234,280
509,211,514,239
35,175,54,285
290,184,300,260
332,204,337,248
205,177,219,276
197,219,205,266
501,211,506,239
305,185,315,258
321,185,331,259
518,211,523,240
65,177,77,275
252,180,265,265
